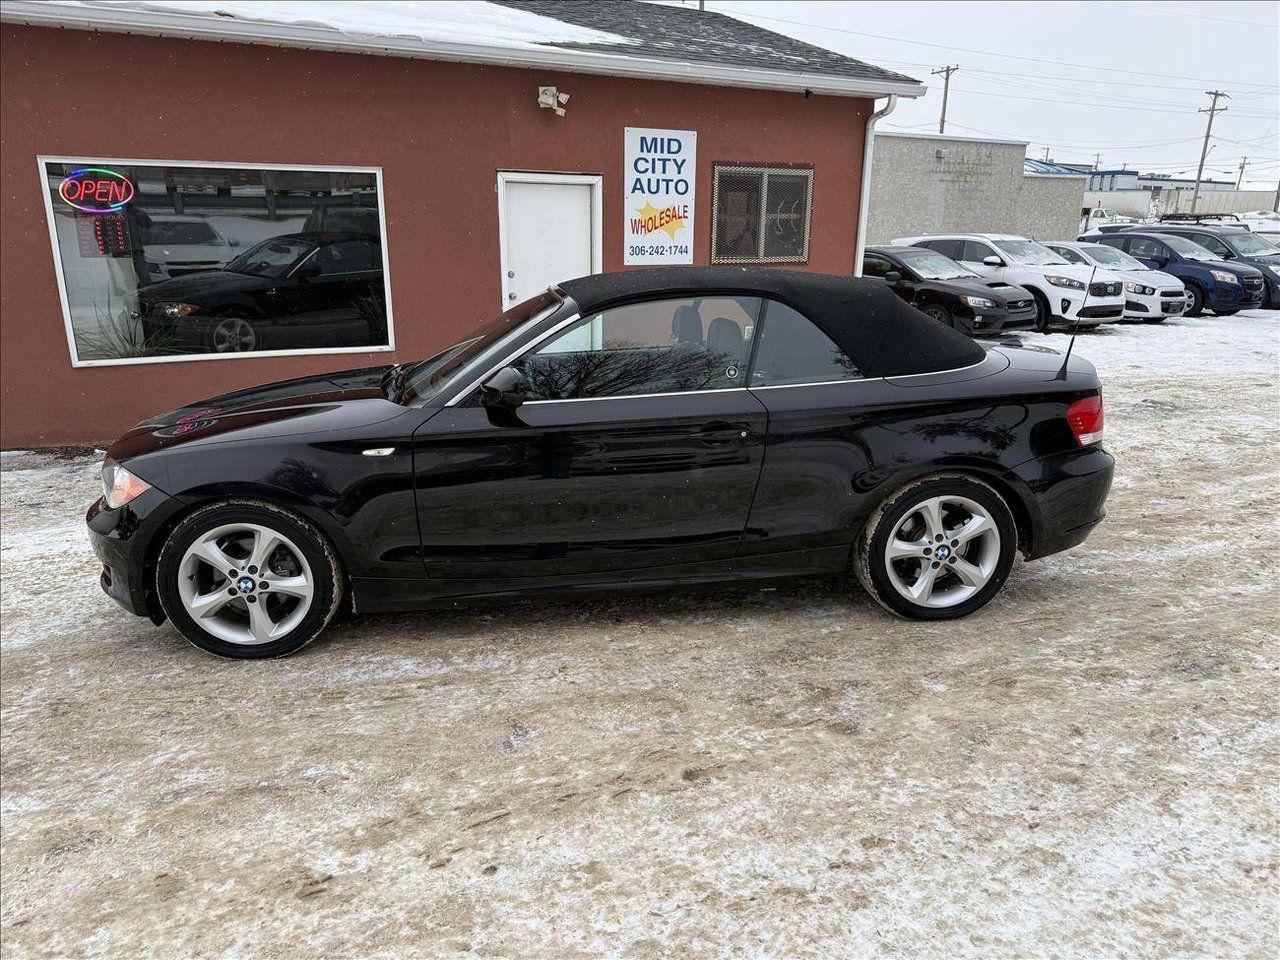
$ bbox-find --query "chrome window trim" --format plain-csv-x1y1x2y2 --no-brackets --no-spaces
882,354,989,382
444,308,583,407
748,376,868,390
522,387,751,406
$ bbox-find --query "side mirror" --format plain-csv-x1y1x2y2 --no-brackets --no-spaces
983,255,1004,267
884,270,903,282
1151,254,1169,267
480,366,527,411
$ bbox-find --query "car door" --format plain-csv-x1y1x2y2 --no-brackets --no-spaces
739,298,887,558
863,254,917,305
411,295,770,579
287,239,383,348
958,239,1001,278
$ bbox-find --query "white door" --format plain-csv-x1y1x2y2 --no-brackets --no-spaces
498,172,601,313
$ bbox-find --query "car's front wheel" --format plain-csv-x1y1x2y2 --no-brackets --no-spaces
155,501,343,658
855,476,1017,620
1184,283,1206,317
1029,289,1053,332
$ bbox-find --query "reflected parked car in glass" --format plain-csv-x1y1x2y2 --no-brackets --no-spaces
135,231,386,354
141,215,238,281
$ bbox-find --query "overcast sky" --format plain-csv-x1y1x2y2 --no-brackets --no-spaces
693,1,1279,188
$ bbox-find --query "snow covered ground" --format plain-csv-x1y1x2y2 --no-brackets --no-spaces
1,309,1277,958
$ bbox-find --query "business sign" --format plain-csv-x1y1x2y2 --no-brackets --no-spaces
58,167,135,213
624,127,696,265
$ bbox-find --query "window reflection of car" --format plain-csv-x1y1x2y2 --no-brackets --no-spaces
135,231,385,354
142,216,237,281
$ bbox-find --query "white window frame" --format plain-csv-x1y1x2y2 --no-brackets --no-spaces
36,155,395,368
496,170,603,311
711,164,814,265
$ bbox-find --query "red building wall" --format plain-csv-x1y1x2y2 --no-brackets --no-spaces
0,25,870,447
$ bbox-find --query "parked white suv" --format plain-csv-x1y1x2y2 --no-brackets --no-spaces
1044,241,1186,322
891,233,1125,330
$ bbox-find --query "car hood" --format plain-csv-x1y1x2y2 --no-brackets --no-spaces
106,364,403,462
137,270,270,300
928,277,1031,303
1111,268,1182,287
1018,263,1121,283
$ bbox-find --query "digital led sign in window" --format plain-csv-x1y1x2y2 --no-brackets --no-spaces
39,158,393,365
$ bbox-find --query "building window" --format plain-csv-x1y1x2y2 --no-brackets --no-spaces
711,165,813,264
39,158,393,366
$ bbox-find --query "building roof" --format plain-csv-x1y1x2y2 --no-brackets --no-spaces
1023,158,1089,177
557,265,985,378
0,0,925,99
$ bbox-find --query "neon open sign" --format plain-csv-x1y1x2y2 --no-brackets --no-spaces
58,167,135,213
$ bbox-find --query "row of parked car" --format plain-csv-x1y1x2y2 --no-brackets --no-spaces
864,219,1279,337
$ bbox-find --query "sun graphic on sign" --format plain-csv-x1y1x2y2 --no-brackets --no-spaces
636,201,687,241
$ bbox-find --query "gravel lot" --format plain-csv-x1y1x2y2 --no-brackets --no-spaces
2,312,1278,958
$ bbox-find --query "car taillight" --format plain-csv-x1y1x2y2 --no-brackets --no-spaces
1067,394,1104,446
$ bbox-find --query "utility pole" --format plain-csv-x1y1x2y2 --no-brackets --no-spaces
1236,157,1247,189
1094,152,1103,170
1191,90,1229,214
1042,147,1051,162
931,65,959,134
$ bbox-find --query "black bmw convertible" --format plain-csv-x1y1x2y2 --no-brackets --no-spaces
88,267,1113,658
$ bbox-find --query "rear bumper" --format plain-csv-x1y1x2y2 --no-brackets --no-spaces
1014,445,1115,560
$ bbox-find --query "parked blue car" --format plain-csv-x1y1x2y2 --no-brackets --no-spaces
1083,231,1265,316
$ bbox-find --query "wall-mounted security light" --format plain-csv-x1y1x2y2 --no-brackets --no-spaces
538,86,569,117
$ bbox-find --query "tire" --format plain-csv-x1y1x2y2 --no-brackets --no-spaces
1029,289,1053,332
209,313,260,353
155,500,343,659
1184,283,1206,317
1214,309,1239,317
921,302,954,328
854,475,1017,621
1143,316,1168,324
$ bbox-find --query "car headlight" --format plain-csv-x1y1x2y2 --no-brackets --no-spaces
1045,275,1087,290
960,295,996,308
1209,270,1239,284
102,459,152,509
158,302,201,318
1123,282,1156,296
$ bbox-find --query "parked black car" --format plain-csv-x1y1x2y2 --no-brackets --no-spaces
863,246,1037,335
135,231,386,354
89,267,1113,658
1135,223,1279,309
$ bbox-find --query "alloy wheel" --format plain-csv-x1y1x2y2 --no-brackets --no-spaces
883,495,1001,608
176,522,314,645
212,317,257,352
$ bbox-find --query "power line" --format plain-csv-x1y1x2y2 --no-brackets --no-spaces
946,85,1273,118
721,7,1279,87
1091,1,1279,29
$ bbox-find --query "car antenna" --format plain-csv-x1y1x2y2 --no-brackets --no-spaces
1055,262,1098,381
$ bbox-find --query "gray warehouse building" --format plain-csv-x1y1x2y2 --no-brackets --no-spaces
865,131,1086,245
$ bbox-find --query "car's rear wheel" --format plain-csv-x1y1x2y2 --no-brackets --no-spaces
1184,283,1206,317
210,314,259,352
156,501,342,658
855,476,1017,620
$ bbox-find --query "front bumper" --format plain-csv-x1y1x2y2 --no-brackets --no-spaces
86,486,186,620
970,303,1037,335
1050,288,1125,326
1123,288,1187,320
1013,445,1115,560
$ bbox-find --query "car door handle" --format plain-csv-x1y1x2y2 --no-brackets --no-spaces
699,421,746,445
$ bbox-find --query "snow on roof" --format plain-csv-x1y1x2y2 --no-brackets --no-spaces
13,0,637,50
1,0,925,98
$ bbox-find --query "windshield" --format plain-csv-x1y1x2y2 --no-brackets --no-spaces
400,291,562,404
1230,232,1280,256
225,237,315,278
897,249,979,280
1161,235,1219,261
147,221,219,245
1079,244,1145,270
992,238,1068,265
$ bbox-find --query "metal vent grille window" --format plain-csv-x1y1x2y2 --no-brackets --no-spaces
712,165,813,264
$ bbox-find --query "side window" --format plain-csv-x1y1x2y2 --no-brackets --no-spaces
1189,233,1230,257
314,240,379,276
959,240,995,263
1127,237,1166,259
918,238,960,259
1054,246,1087,265
514,296,761,401
748,300,861,387
862,255,895,279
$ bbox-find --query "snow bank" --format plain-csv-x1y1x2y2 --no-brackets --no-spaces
35,1,637,51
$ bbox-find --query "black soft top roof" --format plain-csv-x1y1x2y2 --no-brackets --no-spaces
557,266,985,378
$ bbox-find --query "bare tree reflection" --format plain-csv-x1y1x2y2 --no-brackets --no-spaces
520,341,739,400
